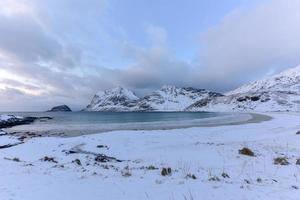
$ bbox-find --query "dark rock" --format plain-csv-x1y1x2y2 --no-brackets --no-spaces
257,178,262,183
208,176,220,181
0,117,35,129
41,156,58,163
0,142,24,149
0,115,53,129
186,173,197,179
96,145,109,149
146,165,158,170
187,97,213,108
65,145,123,163
221,172,230,178
292,185,299,189
237,96,250,102
72,159,82,166
17,132,42,142
12,157,20,162
161,167,172,176
48,105,72,112
94,154,122,163
4,157,21,162
250,96,260,101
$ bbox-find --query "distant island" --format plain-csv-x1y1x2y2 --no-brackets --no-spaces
47,105,72,112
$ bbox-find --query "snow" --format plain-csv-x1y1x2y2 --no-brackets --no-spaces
86,85,222,111
137,85,216,111
0,115,21,122
85,86,139,111
227,64,300,95
188,64,300,112
1,113,300,199
0,136,19,146
95,86,139,100
187,91,300,112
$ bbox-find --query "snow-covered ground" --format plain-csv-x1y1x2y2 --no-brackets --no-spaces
0,115,22,122
1,113,300,199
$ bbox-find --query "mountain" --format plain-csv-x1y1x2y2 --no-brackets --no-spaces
84,85,223,111
227,65,300,95
84,86,139,111
187,65,300,112
48,105,72,112
133,85,223,111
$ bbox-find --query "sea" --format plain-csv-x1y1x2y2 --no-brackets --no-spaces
1,112,249,136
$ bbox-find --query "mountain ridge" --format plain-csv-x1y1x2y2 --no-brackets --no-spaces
84,65,300,112
188,65,300,112
85,85,223,111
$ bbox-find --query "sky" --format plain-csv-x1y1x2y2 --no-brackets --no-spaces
1,0,300,111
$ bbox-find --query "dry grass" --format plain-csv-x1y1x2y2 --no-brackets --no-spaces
274,157,289,165
239,147,255,157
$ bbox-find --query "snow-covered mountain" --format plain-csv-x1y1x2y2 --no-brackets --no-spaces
85,85,223,111
84,86,139,111
227,65,300,95
134,85,223,111
187,65,300,112
86,65,300,112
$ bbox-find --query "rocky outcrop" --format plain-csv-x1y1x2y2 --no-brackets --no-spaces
0,115,52,129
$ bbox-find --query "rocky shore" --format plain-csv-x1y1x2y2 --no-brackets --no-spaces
0,115,52,129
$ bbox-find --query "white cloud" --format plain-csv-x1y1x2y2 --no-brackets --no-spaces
199,0,300,88
2,0,300,110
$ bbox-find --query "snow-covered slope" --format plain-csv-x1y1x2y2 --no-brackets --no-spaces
228,65,300,95
134,85,223,111
187,65,300,112
0,115,19,122
84,87,139,111
187,91,300,112
85,86,223,111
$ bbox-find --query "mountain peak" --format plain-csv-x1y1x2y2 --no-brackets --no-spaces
85,85,222,111
96,86,138,100
85,87,139,111
187,64,300,112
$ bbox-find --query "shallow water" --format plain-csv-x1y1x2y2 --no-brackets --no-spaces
1,112,265,136
1,111,224,124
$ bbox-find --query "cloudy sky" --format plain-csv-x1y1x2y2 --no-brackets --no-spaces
1,0,300,111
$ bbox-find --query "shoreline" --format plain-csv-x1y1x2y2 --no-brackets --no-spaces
1,112,300,199
3,112,272,137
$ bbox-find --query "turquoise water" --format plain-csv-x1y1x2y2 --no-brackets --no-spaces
2,111,245,136
2,111,222,125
